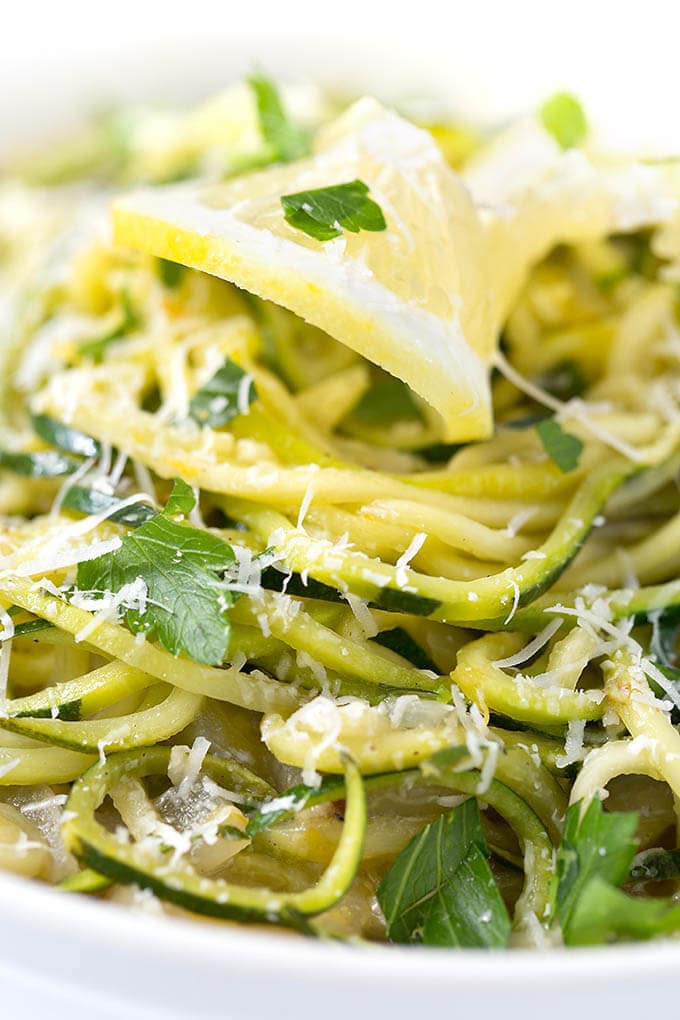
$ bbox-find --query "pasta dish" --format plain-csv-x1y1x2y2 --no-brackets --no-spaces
1,79,680,948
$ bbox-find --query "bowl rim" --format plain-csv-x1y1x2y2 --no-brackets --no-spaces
1,866,678,987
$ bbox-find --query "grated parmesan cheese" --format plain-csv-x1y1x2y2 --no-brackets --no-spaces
504,580,521,625
237,373,254,416
555,719,587,768
296,466,319,530
0,605,15,717
395,532,427,587
492,617,563,669
71,576,149,642
168,737,212,800
342,592,379,639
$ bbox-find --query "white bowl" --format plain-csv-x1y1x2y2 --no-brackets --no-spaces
2,2,680,1015
2,865,680,1020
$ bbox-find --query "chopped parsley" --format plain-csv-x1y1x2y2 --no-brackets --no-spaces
31,414,101,459
157,258,185,289
76,480,237,665
164,478,197,517
0,449,80,478
536,418,583,473
0,415,101,479
281,179,387,242
538,360,587,402
377,798,511,948
567,877,680,944
349,378,423,427
553,797,638,939
553,798,680,944
540,92,588,150
248,75,310,164
61,486,157,528
189,356,257,428
80,292,138,363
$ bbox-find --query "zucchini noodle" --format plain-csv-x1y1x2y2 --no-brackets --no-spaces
2,77,680,949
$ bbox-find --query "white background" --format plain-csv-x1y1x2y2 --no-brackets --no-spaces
1,0,680,150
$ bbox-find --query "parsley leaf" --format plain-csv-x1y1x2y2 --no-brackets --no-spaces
0,449,80,478
537,360,587,402
552,798,638,942
536,418,583,473
349,378,423,427
566,877,680,945
281,179,387,242
377,798,510,948
62,485,156,528
76,480,236,665
163,477,196,517
554,800,680,944
157,258,185,289
189,357,257,428
31,414,101,458
540,92,589,149
646,611,680,707
630,848,680,882
248,75,310,164
80,292,138,363
650,610,680,673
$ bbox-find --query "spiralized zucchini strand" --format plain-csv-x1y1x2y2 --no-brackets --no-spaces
63,748,366,925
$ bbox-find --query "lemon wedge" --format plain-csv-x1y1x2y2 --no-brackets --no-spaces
113,97,495,441
463,117,680,315
113,98,679,441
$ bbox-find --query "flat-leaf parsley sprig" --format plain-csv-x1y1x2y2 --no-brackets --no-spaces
281,180,387,242
76,480,238,665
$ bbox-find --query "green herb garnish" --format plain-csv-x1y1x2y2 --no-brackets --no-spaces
0,449,80,478
553,798,638,938
248,75,310,164
377,798,511,948
536,418,583,473
553,799,680,945
76,480,237,665
281,179,387,242
61,485,157,528
540,93,588,150
164,477,197,517
157,258,185,289
80,292,138,363
189,357,257,428
567,877,680,945
31,414,101,459
350,378,423,427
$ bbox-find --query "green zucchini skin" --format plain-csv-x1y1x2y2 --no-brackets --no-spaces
58,868,112,894
245,463,634,627
7,662,154,722
467,579,680,633
2,685,202,754
62,747,365,926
